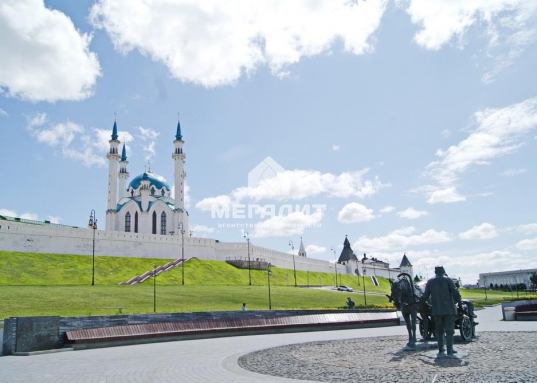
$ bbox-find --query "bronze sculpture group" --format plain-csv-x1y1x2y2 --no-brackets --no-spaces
387,266,477,356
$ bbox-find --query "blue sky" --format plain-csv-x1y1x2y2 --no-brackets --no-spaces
1,0,537,285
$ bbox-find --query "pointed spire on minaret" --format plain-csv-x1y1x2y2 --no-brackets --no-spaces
175,113,182,141
121,143,127,161
111,113,118,140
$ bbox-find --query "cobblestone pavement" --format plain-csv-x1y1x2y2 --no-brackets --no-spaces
239,331,537,383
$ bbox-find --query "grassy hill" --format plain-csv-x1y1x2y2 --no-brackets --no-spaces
0,251,517,319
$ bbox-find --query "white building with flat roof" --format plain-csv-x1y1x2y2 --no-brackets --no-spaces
479,269,537,289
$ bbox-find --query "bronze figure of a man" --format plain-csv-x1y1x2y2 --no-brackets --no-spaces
421,266,462,356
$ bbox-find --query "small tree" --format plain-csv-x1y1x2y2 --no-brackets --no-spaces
490,282,494,290
530,272,537,290
414,275,421,282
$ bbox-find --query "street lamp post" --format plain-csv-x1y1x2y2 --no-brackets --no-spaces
331,246,338,287
244,232,251,286
267,264,272,310
362,267,367,306
178,222,185,285
153,264,157,313
289,240,297,287
386,259,391,282
88,210,97,286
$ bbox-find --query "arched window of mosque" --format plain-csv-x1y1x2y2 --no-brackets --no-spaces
160,212,167,235
151,187,155,196
161,189,165,196
131,189,134,196
134,212,139,233
125,212,131,232
152,211,157,234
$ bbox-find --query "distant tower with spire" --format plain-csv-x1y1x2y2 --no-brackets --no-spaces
298,237,307,257
399,253,413,276
338,235,358,264
106,118,121,230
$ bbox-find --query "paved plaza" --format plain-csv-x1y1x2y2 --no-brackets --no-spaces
0,305,535,382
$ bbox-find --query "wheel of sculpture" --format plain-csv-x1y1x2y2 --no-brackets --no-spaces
419,317,434,340
459,315,473,341
418,301,476,342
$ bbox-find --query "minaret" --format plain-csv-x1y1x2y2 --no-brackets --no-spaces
298,237,307,257
106,119,121,231
118,144,129,199
172,118,186,228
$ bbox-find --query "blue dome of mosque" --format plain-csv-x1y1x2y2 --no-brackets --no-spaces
128,172,171,191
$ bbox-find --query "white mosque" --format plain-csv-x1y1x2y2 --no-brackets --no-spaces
104,119,188,235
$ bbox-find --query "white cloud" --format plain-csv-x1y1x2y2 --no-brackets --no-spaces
380,205,395,214
418,97,537,203
26,112,48,128
0,108,7,117
515,238,537,250
441,129,451,138
516,223,537,234
337,203,375,223
0,208,17,217
459,223,499,240
27,118,134,168
427,187,466,204
420,250,523,269
305,244,326,254
332,145,341,151
430,97,537,184
0,0,100,102
47,216,61,224
402,0,537,82
353,226,451,251
500,168,527,176
397,207,428,219
137,126,160,162
32,121,84,147
190,224,214,234
90,0,387,87
252,209,323,238
20,212,39,221
196,168,389,212
183,182,191,209
0,209,40,221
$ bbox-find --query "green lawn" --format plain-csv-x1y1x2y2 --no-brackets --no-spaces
0,251,528,319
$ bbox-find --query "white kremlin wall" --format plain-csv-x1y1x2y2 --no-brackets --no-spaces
0,219,403,279
0,220,337,274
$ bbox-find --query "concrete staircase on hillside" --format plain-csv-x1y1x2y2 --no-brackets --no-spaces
119,257,195,285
